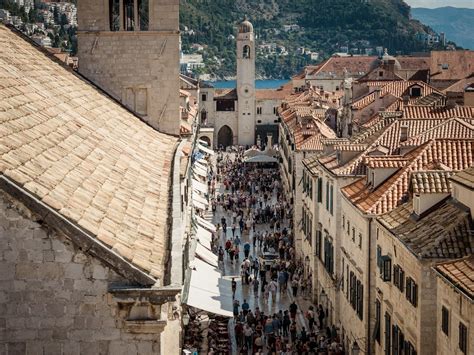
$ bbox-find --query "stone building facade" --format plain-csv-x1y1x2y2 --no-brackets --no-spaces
434,256,473,355
198,19,292,148
0,24,189,354
77,0,180,135
0,193,179,355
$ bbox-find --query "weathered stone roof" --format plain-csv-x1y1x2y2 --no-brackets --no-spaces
378,199,473,259
450,166,474,190
0,25,178,282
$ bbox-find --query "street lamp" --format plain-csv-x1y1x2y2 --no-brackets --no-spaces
182,312,190,326
352,341,360,355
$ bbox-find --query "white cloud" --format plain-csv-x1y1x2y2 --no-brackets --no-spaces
405,0,474,8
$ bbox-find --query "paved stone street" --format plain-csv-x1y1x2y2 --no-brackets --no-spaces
201,151,319,354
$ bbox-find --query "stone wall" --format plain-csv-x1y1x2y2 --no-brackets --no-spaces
0,193,168,354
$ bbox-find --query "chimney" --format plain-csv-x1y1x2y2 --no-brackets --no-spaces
386,59,396,73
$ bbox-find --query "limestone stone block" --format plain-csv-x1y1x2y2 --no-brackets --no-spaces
6,317,25,330
92,264,108,280
62,342,80,355
6,343,26,355
15,263,38,280
0,263,14,280
25,342,43,355
42,342,61,354
3,249,20,263
45,303,65,317
64,263,83,279
11,330,37,341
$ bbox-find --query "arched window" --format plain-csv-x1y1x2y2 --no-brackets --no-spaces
243,45,250,59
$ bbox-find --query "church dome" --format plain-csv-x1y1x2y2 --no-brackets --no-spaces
370,48,402,71
239,18,254,33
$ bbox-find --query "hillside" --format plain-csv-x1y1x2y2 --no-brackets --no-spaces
411,7,474,50
180,0,438,79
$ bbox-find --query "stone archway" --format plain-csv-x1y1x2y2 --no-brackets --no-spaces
217,125,233,149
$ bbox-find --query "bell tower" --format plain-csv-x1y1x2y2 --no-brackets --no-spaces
76,0,180,136
236,17,256,146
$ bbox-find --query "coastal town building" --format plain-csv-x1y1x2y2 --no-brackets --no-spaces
283,48,474,355
0,21,198,353
199,19,293,148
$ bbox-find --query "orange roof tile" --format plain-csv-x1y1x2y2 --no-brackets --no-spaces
435,256,474,300
342,139,474,214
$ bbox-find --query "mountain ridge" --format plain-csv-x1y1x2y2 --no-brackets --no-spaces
411,6,474,49
180,0,447,79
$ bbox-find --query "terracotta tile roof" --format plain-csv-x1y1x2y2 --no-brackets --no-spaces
397,56,431,71
364,156,409,169
309,56,376,77
378,199,473,259
334,143,368,152
434,255,474,300
0,25,178,281
400,118,474,147
411,170,454,194
352,81,441,110
450,166,474,189
214,88,237,100
280,88,336,151
442,77,474,93
402,106,474,119
342,139,474,214
256,82,293,100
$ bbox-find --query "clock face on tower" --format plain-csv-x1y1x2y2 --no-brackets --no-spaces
240,83,253,98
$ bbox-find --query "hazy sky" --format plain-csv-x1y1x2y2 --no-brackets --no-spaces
405,0,474,8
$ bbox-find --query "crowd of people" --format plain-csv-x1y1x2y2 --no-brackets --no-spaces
204,147,344,354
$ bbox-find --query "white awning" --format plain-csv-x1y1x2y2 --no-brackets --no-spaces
192,199,208,211
195,242,218,267
193,169,207,179
192,192,209,206
243,155,279,163
195,215,216,232
184,259,233,317
193,165,207,178
196,158,209,166
195,161,208,172
192,179,208,194
198,144,215,156
198,139,209,146
196,225,213,247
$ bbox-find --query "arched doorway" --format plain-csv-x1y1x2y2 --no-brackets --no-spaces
217,125,233,149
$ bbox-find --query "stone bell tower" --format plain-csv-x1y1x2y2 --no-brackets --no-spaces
77,0,180,136
236,17,256,146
